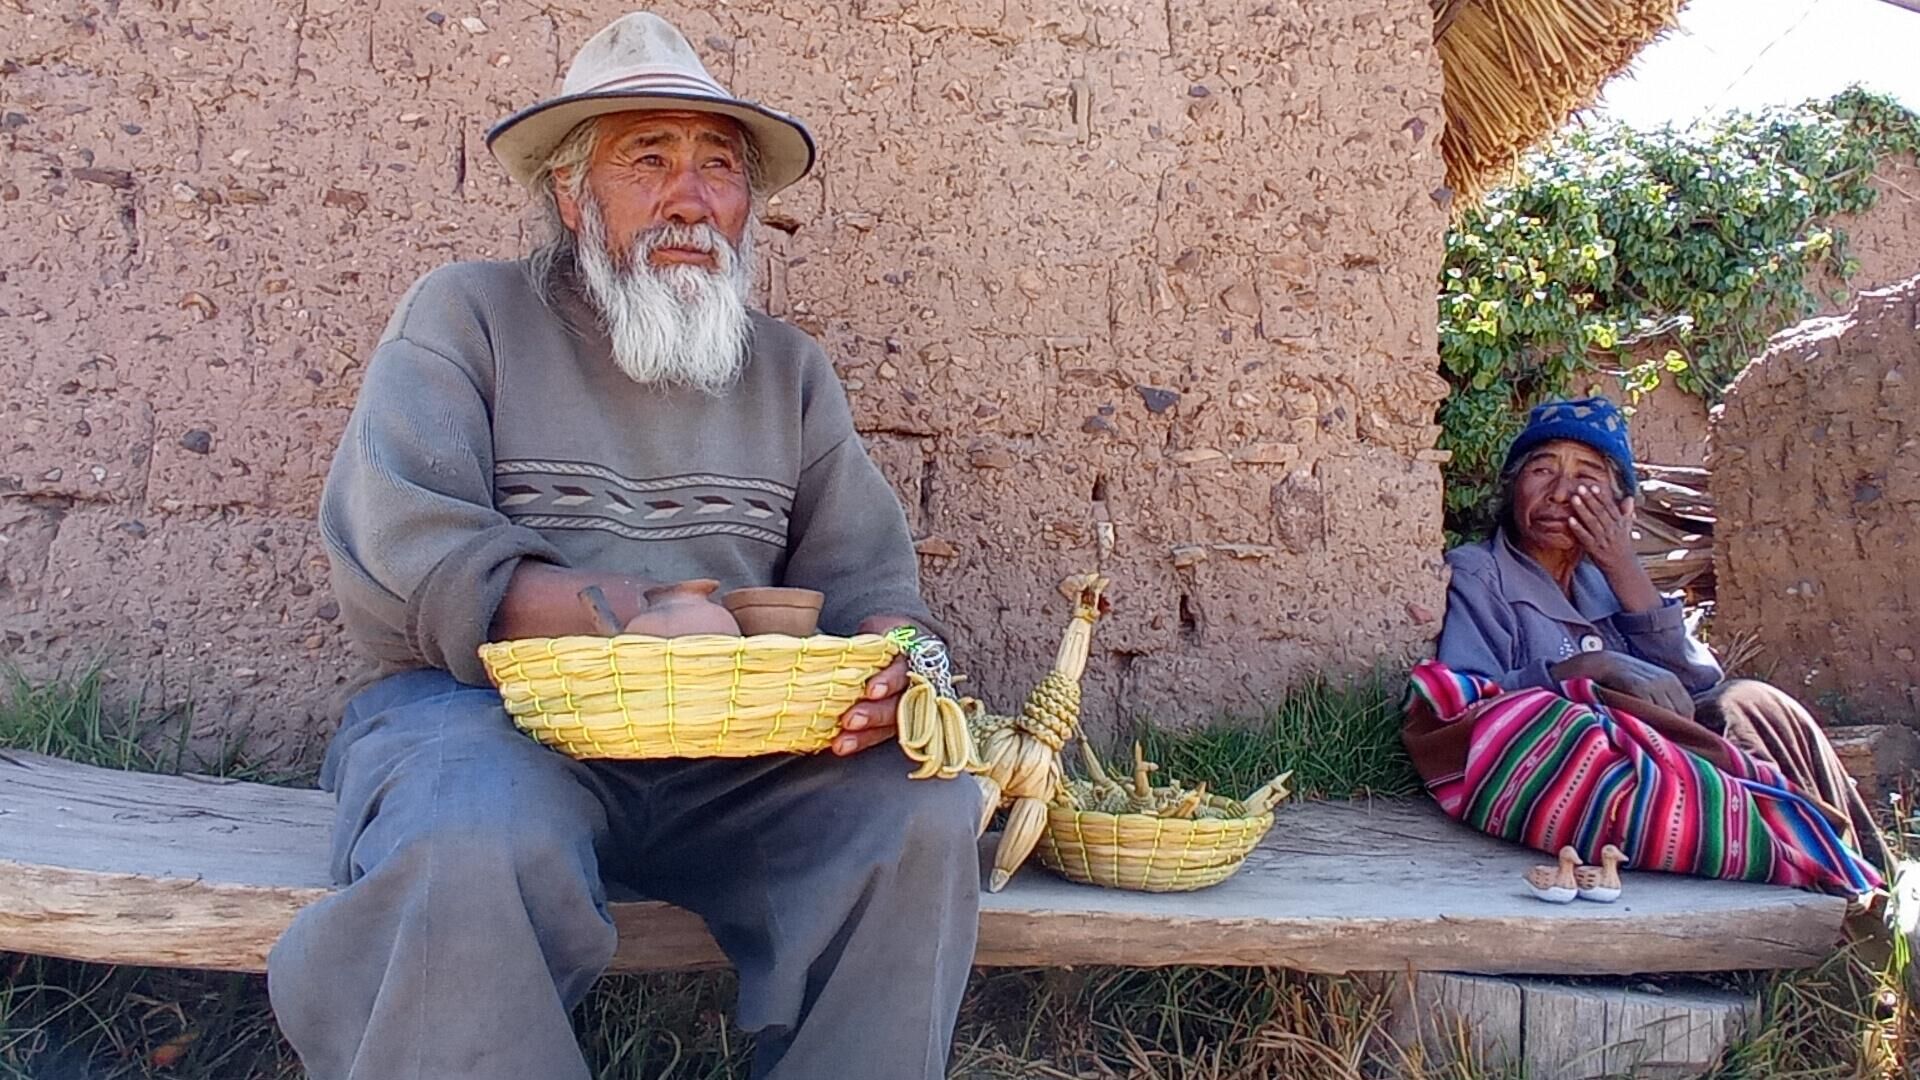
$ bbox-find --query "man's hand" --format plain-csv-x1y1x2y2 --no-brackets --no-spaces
1570,485,1663,614
1551,650,1694,720
831,614,922,756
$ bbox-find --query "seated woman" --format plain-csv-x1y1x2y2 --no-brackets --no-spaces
1407,396,1886,901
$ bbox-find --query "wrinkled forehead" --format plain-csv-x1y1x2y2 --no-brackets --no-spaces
592,110,751,153
1520,439,1613,473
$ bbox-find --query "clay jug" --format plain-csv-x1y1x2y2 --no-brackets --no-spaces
622,579,740,637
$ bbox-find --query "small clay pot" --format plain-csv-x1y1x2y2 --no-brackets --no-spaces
723,586,825,636
623,579,741,637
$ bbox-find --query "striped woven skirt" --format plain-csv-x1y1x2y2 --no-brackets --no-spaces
1402,661,1882,899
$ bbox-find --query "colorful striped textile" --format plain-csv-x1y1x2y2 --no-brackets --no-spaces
1404,661,1882,899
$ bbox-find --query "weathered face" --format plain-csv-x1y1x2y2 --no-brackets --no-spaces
555,110,753,272
1511,439,1621,551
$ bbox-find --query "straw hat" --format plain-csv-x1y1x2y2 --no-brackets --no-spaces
486,12,815,195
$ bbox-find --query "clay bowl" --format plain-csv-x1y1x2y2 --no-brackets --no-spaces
722,587,825,637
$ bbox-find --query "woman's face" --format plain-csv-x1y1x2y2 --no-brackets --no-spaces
1511,440,1621,552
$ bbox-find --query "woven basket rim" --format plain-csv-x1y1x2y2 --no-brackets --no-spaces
1046,796,1275,832
480,630,897,653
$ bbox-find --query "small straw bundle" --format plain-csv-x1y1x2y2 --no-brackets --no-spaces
1432,0,1685,203
477,633,899,759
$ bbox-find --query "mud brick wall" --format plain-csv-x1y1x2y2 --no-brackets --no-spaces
1,0,1450,755
1709,276,1920,723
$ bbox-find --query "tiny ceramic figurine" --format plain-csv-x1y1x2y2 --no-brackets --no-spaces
1525,846,1581,903
1575,845,1626,903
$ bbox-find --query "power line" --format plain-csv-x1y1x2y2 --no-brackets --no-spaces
1688,0,1828,130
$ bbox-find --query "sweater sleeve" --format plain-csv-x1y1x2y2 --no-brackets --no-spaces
320,316,565,685
1614,597,1724,695
778,347,935,637
1436,562,1557,693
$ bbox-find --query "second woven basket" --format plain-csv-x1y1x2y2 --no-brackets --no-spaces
1034,742,1292,892
1035,798,1276,892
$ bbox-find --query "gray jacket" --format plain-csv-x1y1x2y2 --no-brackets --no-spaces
1436,530,1723,694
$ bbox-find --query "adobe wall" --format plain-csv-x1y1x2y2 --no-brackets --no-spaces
1708,276,1920,722
0,0,1450,756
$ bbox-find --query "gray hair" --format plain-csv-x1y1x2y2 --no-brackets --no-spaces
525,114,765,301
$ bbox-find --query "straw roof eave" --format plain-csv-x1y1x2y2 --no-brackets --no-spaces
1434,0,1689,205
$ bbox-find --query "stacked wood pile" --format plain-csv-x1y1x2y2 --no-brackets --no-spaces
1634,463,1715,604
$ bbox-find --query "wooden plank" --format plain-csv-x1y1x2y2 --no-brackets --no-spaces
0,752,1849,976
1387,974,1757,1079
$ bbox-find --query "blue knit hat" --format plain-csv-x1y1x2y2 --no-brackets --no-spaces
1502,396,1637,495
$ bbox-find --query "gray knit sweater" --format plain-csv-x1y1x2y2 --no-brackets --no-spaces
320,259,930,687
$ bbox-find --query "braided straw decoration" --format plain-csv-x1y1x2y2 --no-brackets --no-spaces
1035,797,1275,893
478,633,899,759
1017,672,1079,751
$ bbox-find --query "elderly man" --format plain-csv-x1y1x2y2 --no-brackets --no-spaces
266,13,982,1080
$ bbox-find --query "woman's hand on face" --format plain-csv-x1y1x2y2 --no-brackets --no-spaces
1568,486,1637,573
1569,485,1666,613
1550,650,1695,720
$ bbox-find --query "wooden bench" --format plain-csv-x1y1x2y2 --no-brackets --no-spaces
0,750,1849,976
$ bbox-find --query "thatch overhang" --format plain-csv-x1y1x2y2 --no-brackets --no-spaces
1434,0,1688,202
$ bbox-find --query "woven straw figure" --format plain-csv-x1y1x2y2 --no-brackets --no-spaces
966,573,1112,892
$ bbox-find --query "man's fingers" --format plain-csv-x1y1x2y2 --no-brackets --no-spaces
1629,674,1691,719
1569,497,1605,539
833,722,897,756
866,656,908,701
842,694,903,731
1577,487,1616,529
1661,677,1694,720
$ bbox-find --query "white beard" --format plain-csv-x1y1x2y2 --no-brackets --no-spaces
574,195,755,394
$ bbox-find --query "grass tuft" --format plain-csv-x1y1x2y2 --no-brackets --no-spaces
1123,669,1421,801
0,663,294,785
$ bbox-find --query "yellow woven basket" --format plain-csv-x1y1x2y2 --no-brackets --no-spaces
1035,797,1275,892
477,633,899,760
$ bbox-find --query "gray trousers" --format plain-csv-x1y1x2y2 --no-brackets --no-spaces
267,669,982,1080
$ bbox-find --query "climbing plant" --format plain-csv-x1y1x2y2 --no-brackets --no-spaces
1437,88,1920,538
